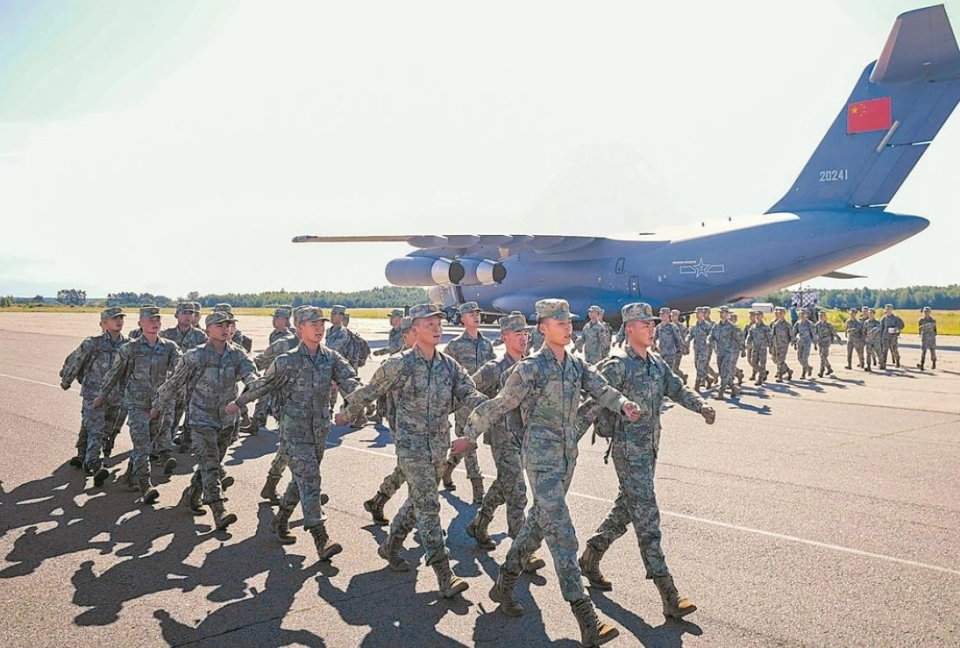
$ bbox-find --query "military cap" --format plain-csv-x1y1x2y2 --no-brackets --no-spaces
884,304,894,309
409,303,446,321
498,311,527,332
139,305,161,318
850,307,859,312
587,305,602,313
621,302,656,323
205,311,236,327
670,309,680,315
330,305,347,315
399,316,413,332
718,305,730,313
729,313,739,321
176,302,198,314
923,306,931,312
868,307,876,313
535,299,576,321
190,301,202,312
774,306,785,313
457,302,481,314
818,310,827,317
213,303,233,313
294,306,330,325
695,306,708,313
658,307,670,314
389,309,404,318
272,306,293,318
100,306,126,320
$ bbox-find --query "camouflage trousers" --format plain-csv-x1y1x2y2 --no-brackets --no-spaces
847,339,865,366
753,346,768,376
772,342,792,377
693,346,712,384
920,339,937,364
391,457,448,565
717,351,738,390
661,354,687,381
80,398,122,468
881,336,900,367
281,433,330,530
818,344,833,373
253,392,279,428
267,435,289,481
162,391,188,448
127,407,165,481
445,410,482,479
504,457,581,602
796,341,813,372
588,445,668,579
188,425,233,504
865,341,881,369
377,463,406,499
479,428,527,538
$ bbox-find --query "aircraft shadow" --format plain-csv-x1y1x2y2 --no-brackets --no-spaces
591,589,703,648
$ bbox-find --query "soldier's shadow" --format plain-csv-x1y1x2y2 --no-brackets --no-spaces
225,428,283,465
724,398,772,415
591,591,703,648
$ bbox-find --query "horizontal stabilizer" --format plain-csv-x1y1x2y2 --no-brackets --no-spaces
821,271,866,279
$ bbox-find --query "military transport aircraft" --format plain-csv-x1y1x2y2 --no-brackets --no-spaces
296,5,960,322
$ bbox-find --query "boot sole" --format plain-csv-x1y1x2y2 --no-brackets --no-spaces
221,476,235,490
162,459,178,475
377,544,410,571
589,627,620,646
142,490,160,505
489,584,524,616
440,579,469,598
578,558,612,590
216,514,238,530
524,557,546,572
93,469,110,487
318,543,343,561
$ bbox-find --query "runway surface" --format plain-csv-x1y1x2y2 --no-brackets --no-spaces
1,313,958,647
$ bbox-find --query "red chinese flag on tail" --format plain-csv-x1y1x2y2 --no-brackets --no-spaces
847,97,892,134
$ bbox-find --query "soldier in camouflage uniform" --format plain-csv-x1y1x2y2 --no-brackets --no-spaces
230,306,360,561
793,309,816,379
458,299,641,647
60,306,128,486
577,302,715,621
269,305,295,345
338,303,487,600
746,310,773,385
441,302,496,501
814,311,841,377
863,308,882,372
654,306,688,384
251,309,297,435
154,311,258,529
96,305,182,504
708,306,743,399
188,302,202,328
844,308,865,369
525,317,546,354
362,315,416,525
879,304,905,369
574,305,613,365
160,302,208,453
689,307,715,391
464,311,544,572
918,306,938,370
371,309,405,426
743,311,759,381
770,306,795,382
323,305,350,414
728,312,746,387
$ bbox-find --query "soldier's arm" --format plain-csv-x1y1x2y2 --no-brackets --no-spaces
581,360,630,415
463,362,535,443
341,357,404,420
331,351,362,396
153,354,195,412
255,338,286,371
235,359,290,408
60,337,95,389
664,363,706,414
97,345,130,403
451,362,487,413
239,353,260,385
470,361,500,397
573,332,585,352
575,358,624,431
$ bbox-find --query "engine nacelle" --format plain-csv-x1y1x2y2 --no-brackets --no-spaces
385,256,465,286
458,258,507,286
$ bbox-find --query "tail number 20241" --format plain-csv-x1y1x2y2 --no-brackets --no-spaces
818,169,848,182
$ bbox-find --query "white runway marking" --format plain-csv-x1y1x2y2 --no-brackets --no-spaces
0,373,78,392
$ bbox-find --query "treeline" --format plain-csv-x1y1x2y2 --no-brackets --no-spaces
102,286,429,308
752,285,960,310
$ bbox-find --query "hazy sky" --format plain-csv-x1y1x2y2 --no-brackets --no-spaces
1,0,957,299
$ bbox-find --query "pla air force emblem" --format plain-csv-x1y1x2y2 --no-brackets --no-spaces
674,258,725,278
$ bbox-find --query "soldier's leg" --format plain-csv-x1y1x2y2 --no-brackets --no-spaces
391,457,447,564
618,453,671,578
930,343,937,367
879,339,888,368
445,410,481,477
105,406,126,458
127,408,153,481
756,347,768,382
283,439,325,530
72,412,89,466
481,431,527,537
153,405,175,459
81,398,107,469
504,465,583,602
846,341,854,368
586,451,633,554
855,341,865,367
192,426,226,504
890,337,900,365
377,463,407,499
268,435,290,481
252,394,271,430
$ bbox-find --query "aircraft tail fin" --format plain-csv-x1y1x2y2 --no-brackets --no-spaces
768,4,960,213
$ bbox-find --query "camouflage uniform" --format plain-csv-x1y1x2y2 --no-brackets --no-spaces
60,308,128,473
341,306,487,571
770,312,794,381
154,321,258,508
793,317,816,377
654,315,687,382
746,316,773,384
689,311,715,388
159,313,208,451
574,307,613,364
863,314,883,371
324,305,351,411
814,318,841,376
253,332,300,483
844,313,865,368
918,310,938,369
463,302,631,605
268,305,296,347
525,325,545,354
99,307,183,497
372,310,406,424
879,308,905,368
708,309,743,396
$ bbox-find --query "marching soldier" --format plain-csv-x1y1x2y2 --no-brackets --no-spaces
793,309,816,380
918,306,938,370
371,309,406,426
574,305,613,365
654,307,688,384
771,306,794,382
844,308,865,369
863,308,882,372
708,306,742,399
160,302,208,452
814,311,841,377
689,307,715,391
879,304,905,369
746,310,773,385
269,306,295,345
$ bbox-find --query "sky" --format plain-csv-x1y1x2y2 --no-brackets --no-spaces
1,0,958,299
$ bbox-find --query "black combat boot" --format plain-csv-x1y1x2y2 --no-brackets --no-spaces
181,483,205,515
270,505,297,544
470,476,485,505
160,454,178,475
570,597,619,647
524,553,546,572
69,452,84,469
210,500,238,530
138,476,159,505
378,532,410,571
431,556,469,598
932,359,937,369
308,524,342,561
466,510,496,550
489,568,524,617
260,475,281,504
578,543,612,591
441,461,456,490
363,491,391,526
654,574,698,619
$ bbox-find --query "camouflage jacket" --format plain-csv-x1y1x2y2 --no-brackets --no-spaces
654,321,685,357
269,327,296,345
100,335,183,409
342,346,486,462
771,319,793,347
255,333,300,371
154,341,259,429
383,326,404,355
845,317,864,341
709,320,743,354
574,320,613,364
236,342,360,444
815,321,841,346
794,320,816,345
445,331,496,374
526,327,545,354
60,331,128,401
159,325,208,352
880,314,905,338
324,325,349,353
689,320,714,352
463,348,628,470
339,329,371,368
232,330,253,353
863,318,882,343
470,353,522,440
746,321,773,350
919,316,937,341
578,347,705,457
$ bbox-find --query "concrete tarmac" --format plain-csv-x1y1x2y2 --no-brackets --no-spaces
1,313,958,647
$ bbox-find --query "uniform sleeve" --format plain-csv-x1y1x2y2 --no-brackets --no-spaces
341,356,405,420
255,339,286,371
575,358,624,431
235,359,291,407
463,362,535,443
580,359,629,414
331,352,362,396
60,337,95,388
471,362,499,397
663,360,705,413
153,354,195,411
168,343,183,373
239,353,260,384
452,362,486,412
98,344,130,400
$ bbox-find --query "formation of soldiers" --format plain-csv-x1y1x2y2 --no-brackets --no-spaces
57,298,937,646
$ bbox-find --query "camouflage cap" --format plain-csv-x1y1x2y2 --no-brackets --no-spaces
587,305,602,313
294,306,330,325
621,302,656,323
457,302,481,314
176,302,198,314
399,316,413,332
330,305,347,315
498,311,527,332
139,305,161,319
868,307,876,313
273,306,293,318
100,306,126,320
205,311,236,327
535,299,576,321
774,306,786,313
923,306,931,311
190,302,202,312
213,303,233,313
695,306,708,313
818,310,827,317
409,303,446,321
670,309,680,315
884,303,894,309
389,309,404,318
729,313,739,321
718,305,730,313
659,307,671,314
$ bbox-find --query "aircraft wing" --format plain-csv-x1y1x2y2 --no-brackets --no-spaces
820,271,866,279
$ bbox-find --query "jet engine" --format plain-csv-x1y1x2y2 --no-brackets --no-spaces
458,258,507,286
385,257,465,286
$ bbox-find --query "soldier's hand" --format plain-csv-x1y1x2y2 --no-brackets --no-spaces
92,396,104,409
450,437,475,455
622,401,642,422
740,350,746,358
224,401,240,416
334,412,347,427
701,405,716,425
60,381,71,391
148,408,160,420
